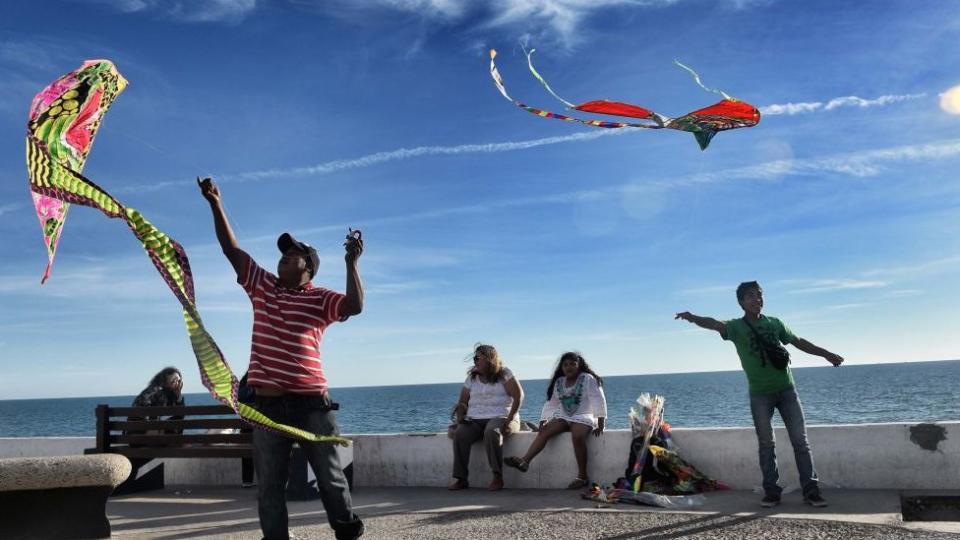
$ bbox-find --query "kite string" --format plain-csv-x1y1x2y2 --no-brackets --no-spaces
118,131,251,240
122,132,356,260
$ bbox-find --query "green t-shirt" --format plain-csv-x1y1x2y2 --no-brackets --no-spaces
723,315,798,395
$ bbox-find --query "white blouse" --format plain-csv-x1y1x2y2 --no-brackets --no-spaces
540,373,607,428
464,367,517,420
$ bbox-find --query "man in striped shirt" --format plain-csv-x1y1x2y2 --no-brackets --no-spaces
199,177,364,540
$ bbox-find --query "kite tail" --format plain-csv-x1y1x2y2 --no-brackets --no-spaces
26,134,349,446
489,49,661,130
489,49,514,103
673,60,733,101
524,48,576,108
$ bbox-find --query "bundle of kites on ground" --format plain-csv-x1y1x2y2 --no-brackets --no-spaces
582,393,729,508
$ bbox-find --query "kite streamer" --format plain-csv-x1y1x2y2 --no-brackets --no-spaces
490,49,760,150
26,60,347,445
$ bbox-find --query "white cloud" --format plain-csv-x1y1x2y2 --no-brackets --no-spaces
380,0,468,19
117,129,629,193
0,203,22,217
941,84,960,115
862,255,960,278
92,0,257,23
236,129,627,181
366,280,433,295
126,131,960,197
390,347,472,359
168,137,960,242
307,134,958,189
781,279,888,294
761,93,926,116
883,289,924,298
482,1,673,45
0,40,61,72
824,302,874,310
332,138,960,229
679,284,732,296
298,0,687,46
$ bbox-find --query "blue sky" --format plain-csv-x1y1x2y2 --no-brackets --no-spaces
1,0,958,399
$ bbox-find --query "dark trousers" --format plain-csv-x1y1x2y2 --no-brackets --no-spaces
452,417,519,480
252,395,363,540
749,387,820,498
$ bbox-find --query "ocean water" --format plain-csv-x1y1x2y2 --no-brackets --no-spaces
1,360,958,437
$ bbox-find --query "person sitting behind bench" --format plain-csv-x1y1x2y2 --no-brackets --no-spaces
128,367,186,432
123,367,186,487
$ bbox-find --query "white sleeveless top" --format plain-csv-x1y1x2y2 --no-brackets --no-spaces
464,367,517,420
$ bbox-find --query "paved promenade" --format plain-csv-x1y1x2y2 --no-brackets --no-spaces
107,486,960,539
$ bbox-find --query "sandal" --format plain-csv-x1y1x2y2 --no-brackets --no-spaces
448,478,469,491
566,477,588,490
504,456,529,472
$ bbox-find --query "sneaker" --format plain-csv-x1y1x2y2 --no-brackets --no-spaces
760,493,781,508
804,493,828,507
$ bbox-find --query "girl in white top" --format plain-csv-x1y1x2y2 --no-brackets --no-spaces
449,344,523,492
504,352,606,489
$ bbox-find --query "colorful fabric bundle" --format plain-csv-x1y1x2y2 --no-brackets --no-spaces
627,392,665,490
640,444,728,495
624,395,726,495
489,48,760,150
25,60,347,445
581,392,725,507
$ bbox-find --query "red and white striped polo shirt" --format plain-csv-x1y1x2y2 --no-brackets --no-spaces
239,257,345,394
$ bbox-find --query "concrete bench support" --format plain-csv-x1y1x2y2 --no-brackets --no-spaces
0,454,131,539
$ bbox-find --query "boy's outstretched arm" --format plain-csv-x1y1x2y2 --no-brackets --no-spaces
675,311,727,338
792,338,844,366
197,177,248,276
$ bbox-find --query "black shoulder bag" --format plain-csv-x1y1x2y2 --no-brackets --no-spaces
743,317,791,370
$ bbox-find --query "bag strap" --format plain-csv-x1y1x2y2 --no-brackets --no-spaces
743,316,770,367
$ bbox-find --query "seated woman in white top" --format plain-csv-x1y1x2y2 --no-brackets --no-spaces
504,352,606,489
449,344,524,492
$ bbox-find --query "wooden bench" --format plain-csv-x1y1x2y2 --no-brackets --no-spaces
85,404,253,494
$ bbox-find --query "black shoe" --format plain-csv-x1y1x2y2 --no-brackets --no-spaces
760,493,781,508
804,493,828,507
332,515,364,540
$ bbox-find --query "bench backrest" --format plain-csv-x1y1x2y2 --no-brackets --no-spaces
95,404,251,458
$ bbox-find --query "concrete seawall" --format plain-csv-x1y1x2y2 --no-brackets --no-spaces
2,422,956,490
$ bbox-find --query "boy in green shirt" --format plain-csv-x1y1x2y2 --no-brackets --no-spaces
676,281,843,508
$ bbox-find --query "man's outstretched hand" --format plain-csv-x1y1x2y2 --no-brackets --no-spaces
197,176,221,205
345,228,363,263
825,352,844,367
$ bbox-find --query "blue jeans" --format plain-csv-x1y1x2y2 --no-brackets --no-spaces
252,395,363,540
749,387,820,498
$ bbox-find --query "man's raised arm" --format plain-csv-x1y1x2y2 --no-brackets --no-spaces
197,177,247,276
340,230,364,320
675,311,727,338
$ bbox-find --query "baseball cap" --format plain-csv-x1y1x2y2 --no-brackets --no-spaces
277,232,320,278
